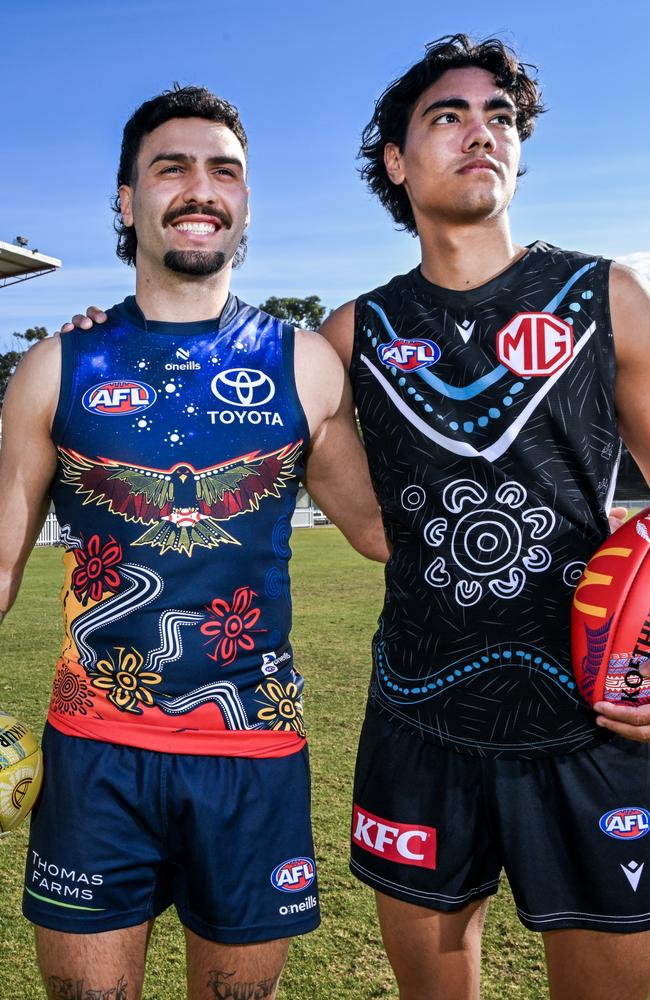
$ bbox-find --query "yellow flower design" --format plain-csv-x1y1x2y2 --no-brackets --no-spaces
92,647,162,714
256,678,305,736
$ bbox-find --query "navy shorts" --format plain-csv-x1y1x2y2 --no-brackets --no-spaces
23,724,320,943
351,705,650,933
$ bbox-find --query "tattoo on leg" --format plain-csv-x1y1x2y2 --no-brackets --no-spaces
207,969,280,1000
46,974,128,1000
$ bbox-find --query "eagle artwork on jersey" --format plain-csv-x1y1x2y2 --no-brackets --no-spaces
58,442,301,556
46,296,310,755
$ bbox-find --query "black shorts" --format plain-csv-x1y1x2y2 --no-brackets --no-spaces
351,705,650,933
24,724,320,943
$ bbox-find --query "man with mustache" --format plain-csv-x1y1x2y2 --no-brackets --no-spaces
58,40,647,997
319,33,650,1000
0,85,387,1000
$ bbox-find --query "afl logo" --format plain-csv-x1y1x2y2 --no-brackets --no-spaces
211,368,275,407
82,380,157,416
378,339,441,372
599,807,650,840
270,857,316,893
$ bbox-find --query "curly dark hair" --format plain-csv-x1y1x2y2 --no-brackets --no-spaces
113,84,249,267
360,34,545,234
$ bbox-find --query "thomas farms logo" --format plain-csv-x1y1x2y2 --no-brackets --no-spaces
82,380,157,416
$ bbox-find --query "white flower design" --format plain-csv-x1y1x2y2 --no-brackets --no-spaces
423,478,555,606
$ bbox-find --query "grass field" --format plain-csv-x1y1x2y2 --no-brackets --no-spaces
0,528,549,999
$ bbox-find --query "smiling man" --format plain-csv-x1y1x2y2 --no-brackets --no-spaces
0,86,387,1000
321,34,650,1000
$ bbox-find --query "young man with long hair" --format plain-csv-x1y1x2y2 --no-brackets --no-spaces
321,34,650,1000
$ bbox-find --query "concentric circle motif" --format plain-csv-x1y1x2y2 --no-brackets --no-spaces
563,560,586,587
451,509,522,578
272,516,292,559
401,485,426,511
51,665,94,716
265,566,283,600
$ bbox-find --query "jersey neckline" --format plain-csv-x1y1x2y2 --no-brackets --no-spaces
411,240,546,308
112,292,240,336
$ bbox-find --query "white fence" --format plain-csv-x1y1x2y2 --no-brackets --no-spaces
36,513,62,546
35,508,330,546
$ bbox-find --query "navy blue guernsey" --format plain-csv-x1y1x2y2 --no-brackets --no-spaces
48,295,309,756
351,242,619,758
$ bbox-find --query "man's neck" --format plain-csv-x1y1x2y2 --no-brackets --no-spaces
134,260,232,322
418,216,526,291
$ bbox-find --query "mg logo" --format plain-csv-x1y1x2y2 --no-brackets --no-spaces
210,368,276,407
496,312,574,376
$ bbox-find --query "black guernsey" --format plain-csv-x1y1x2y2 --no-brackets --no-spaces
351,242,619,758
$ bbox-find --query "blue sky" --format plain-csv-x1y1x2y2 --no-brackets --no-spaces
1,0,649,348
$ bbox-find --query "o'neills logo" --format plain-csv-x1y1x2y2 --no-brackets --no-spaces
352,805,437,869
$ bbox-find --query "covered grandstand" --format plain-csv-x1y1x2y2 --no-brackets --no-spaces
0,238,61,288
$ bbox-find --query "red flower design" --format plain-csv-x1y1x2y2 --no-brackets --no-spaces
71,534,123,605
200,585,266,665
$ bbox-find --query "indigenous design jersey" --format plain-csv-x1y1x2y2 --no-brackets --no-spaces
351,242,619,758
48,295,309,756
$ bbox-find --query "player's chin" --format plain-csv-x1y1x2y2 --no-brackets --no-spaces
448,190,504,222
163,249,227,276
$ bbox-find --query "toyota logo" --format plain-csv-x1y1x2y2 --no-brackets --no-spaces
210,368,276,407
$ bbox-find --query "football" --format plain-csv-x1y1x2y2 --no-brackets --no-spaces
0,710,43,835
572,508,650,707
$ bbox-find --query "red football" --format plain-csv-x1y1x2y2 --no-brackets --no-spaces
571,508,650,707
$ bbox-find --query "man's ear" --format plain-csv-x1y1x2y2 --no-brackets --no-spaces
384,143,405,186
118,185,134,227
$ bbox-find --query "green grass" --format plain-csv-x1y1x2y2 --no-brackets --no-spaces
0,530,547,999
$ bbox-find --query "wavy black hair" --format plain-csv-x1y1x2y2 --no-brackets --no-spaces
360,34,544,234
113,84,248,266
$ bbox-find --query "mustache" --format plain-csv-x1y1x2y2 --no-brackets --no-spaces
163,204,232,229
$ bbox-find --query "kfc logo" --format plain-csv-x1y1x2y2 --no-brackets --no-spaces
496,312,574,376
352,805,437,869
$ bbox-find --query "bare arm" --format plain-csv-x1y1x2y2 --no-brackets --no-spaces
295,329,388,562
318,299,356,369
0,338,60,620
594,263,650,741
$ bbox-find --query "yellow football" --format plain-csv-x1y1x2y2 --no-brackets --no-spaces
0,711,43,835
